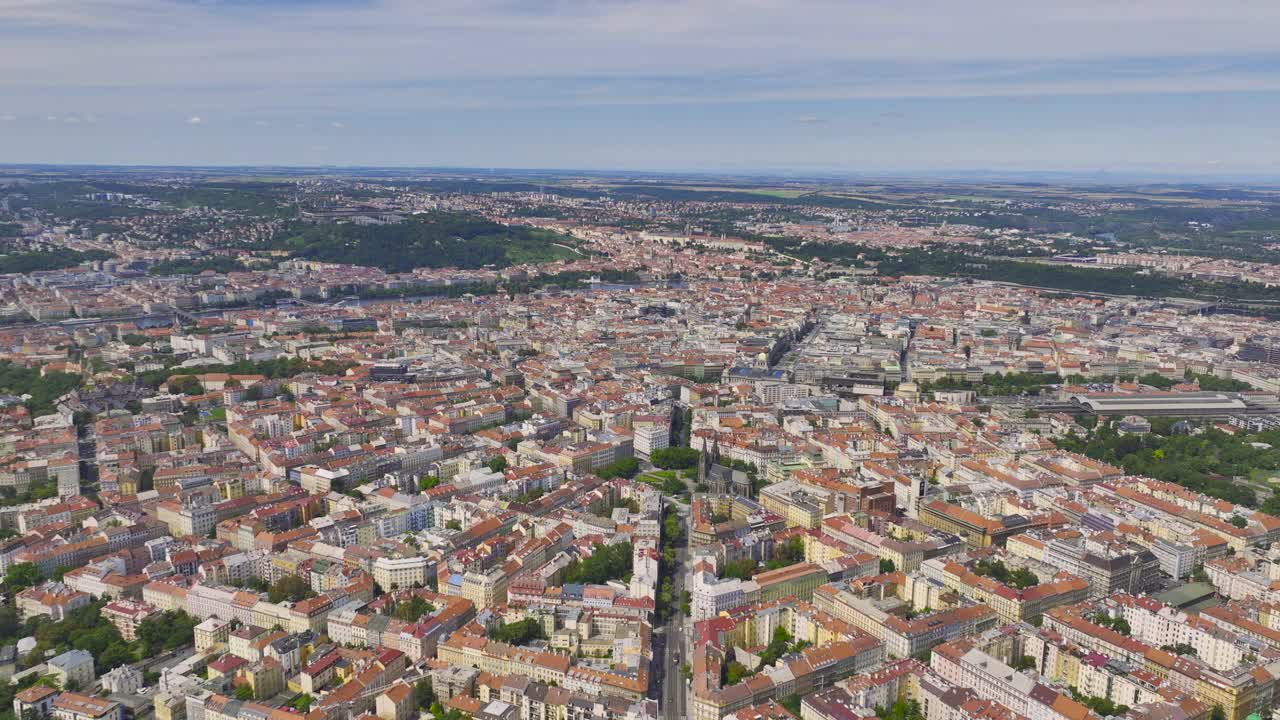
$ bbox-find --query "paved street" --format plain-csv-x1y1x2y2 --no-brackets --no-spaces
658,500,689,720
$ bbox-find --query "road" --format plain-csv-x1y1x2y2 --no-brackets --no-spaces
76,421,97,493
657,499,689,720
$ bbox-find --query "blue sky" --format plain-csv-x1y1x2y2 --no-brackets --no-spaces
3,0,1280,176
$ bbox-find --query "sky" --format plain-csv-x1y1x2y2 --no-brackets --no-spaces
3,0,1280,176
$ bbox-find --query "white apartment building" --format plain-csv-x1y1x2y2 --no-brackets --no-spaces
373,556,432,591
632,424,668,461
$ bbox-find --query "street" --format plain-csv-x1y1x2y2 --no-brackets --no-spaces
657,498,689,720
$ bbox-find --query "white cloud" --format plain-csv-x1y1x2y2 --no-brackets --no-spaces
0,114,14,121
0,0,1277,117
330,121,345,128
0,2,1274,174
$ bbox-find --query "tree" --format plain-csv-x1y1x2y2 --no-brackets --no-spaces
168,375,203,396
596,457,639,479
135,610,201,656
775,536,804,565
759,626,794,666
1070,689,1128,717
1138,372,1177,390
679,408,693,447
1053,422,1272,508
650,447,700,470
419,475,440,492
1011,655,1037,671
719,559,757,581
413,680,434,710
235,685,254,701
5,562,40,590
21,599,155,674
1230,515,1248,528
267,575,315,604
973,559,1038,590
0,361,84,418
1192,374,1251,392
283,212,581,273
0,604,20,645
488,618,545,645
563,543,634,585
513,488,545,503
663,511,681,545
391,596,436,622
646,473,686,495
725,661,753,684
875,700,925,720
1088,612,1131,636
98,642,134,670
879,559,896,574
445,519,462,530
486,456,508,474
1075,414,1098,430
610,497,641,514
1007,568,1040,590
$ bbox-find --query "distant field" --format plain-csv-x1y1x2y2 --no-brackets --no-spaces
677,186,808,199
820,192,922,205
591,183,810,200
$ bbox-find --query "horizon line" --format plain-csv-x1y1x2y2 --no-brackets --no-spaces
5,163,1280,188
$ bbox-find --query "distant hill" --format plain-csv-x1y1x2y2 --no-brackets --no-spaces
283,212,579,272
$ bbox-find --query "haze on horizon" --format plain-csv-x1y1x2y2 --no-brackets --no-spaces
3,0,1279,176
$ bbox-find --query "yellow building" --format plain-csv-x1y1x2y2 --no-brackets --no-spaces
239,659,284,700
754,563,826,603
919,500,1017,549
461,569,508,609
759,482,833,530
194,618,232,654
1193,671,1275,720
